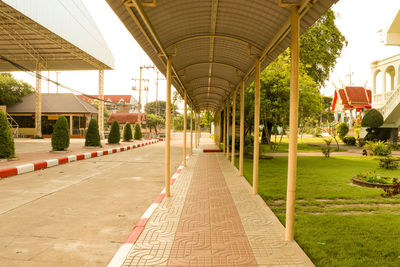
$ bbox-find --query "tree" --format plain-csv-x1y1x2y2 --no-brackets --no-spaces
145,100,178,118
0,73,34,105
253,52,320,145
85,119,101,147
173,114,184,130
51,116,70,151
201,111,214,132
362,109,384,141
336,122,349,140
300,9,348,87
147,114,164,135
0,110,15,158
134,122,142,140
108,120,120,144
123,122,133,141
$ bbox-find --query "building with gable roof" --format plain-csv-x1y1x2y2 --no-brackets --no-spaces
79,95,139,114
331,86,372,127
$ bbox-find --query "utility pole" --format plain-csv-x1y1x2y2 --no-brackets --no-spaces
56,72,60,93
346,66,354,86
132,65,154,124
155,71,166,116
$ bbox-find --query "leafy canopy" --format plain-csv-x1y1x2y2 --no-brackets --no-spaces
0,73,34,105
300,9,348,86
0,110,15,158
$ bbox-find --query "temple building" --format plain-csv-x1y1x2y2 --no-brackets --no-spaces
331,86,372,127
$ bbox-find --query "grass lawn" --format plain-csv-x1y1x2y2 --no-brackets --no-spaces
235,156,400,267
260,136,345,153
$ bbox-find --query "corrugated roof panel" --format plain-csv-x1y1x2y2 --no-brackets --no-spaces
1,0,114,70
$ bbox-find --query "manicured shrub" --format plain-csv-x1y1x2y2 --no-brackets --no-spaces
123,122,133,141
361,109,383,128
134,122,142,140
108,121,120,144
363,140,391,156
85,118,101,147
342,136,356,146
51,116,70,151
0,110,15,158
335,122,349,140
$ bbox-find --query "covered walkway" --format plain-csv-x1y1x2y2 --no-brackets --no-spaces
112,138,313,266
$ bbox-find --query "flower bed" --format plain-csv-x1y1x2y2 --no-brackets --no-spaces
352,172,396,188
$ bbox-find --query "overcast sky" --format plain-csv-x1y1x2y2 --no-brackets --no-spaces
10,0,400,102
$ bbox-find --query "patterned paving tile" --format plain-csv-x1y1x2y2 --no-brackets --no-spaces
217,154,315,267
167,154,258,267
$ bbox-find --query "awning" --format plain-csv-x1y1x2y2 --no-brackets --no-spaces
106,0,336,111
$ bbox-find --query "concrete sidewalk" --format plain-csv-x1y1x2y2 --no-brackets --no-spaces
112,138,313,266
0,138,151,169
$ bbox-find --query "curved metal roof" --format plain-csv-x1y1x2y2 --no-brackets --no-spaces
0,0,114,71
106,0,336,111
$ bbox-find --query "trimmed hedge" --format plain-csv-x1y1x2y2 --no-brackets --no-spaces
134,122,142,140
343,136,356,146
0,110,15,158
123,122,133,141
51,116,70,151
108,121,120,144
362,109,384,128
85,118,101,147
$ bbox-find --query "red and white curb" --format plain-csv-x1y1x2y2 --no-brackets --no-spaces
0,139,160,179
108,155,191,267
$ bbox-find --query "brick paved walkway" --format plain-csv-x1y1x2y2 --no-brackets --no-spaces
120,141,314,267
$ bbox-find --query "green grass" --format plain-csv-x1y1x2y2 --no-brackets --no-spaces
235,156,400,267
260,136,345,153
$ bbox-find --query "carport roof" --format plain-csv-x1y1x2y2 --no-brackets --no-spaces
0,0,114,71
106,0,336,112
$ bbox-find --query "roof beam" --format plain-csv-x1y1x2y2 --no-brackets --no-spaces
125,0,195,108
192,91,225,99
177,61,246,74
188,86,230,95
207,0,219,98
185,76,234,88
165,34,263,51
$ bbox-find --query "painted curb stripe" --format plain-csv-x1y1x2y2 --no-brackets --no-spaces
58,157,68,165
0,139,159,180
107,243,134,267
0,167,18,178
16,164,34,174
34,161,47,170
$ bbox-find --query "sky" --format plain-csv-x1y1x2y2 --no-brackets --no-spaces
10,0,400,103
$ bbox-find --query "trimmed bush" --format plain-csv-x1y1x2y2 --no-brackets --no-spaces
336,122,349,140
108,121,120,144
85,118,101,147
123,122,133,141
51,116,70,151
343,136,356,146
134,122,142,140
0,110,15,158
361,109,384,128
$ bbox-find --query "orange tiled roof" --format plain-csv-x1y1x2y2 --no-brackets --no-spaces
79,95,131,104
332,86,372,111
107,113,146,124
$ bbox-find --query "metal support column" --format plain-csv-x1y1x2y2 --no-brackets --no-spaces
190,106,193,155
253,56,261,195
226,99,230,159
195,112,198,148
34,62,42,138
231,90,236,165
165,55,172,197
285,6,300,241
183,92,187,166
98,70,104,139
223,107,226,154
239,80,245,175
197,113,201,146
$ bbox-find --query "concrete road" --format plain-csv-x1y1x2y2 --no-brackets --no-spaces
0,137,188,266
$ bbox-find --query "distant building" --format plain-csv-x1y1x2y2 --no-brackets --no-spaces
107,113,146,126
79,95,138,113
6,93,98,137
331,86,372,127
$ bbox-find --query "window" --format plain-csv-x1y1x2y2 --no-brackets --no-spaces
11,116,35,128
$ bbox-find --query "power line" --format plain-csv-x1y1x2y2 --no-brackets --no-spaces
0,55,135,107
